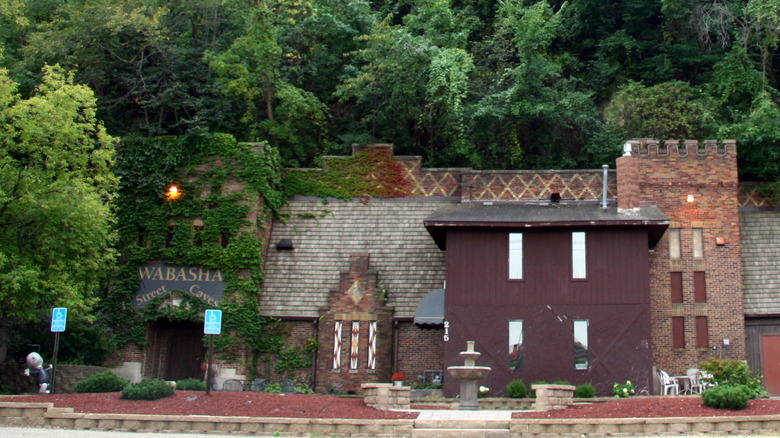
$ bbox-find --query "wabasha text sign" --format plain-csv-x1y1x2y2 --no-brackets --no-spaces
134,262,224,308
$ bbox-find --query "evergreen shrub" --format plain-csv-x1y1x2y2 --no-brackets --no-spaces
176,378,206,391
575,383,596,398
74,371,129,393
506,379,527,398
120,379,175,400
701,384,752,410
699,358,767,398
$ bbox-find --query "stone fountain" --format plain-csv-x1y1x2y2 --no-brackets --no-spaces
447,340,491,410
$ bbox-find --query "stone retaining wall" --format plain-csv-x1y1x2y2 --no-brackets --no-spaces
0,362,109,394
3,401,780,437
532,383,575,411
362,383,411,410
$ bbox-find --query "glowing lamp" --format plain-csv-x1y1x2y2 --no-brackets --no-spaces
166,185,182,201
686,194,695,203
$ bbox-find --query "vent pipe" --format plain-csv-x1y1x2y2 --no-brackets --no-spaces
601,165,609,208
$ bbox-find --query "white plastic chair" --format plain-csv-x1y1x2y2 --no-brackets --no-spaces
686,368,702,394
657,370,679,395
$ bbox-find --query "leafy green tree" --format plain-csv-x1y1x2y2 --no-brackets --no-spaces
0,64,117,360
605,80,717,140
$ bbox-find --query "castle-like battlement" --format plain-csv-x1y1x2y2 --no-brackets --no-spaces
627,139,737,157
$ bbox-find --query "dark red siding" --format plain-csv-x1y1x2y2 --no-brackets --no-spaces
694,272,707,303
443,228,654,397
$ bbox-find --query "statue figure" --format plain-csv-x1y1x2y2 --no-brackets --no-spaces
15,345,52,394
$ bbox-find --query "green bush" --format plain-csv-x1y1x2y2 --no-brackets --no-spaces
575,383,596,398
74,372,129,394
176,378,206,391
699,358,767,398
120,379,175,400
506,379,527,398
701,384,752,410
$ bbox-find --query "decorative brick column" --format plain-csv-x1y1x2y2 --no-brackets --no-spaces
532,384,575,411
361,383,411,410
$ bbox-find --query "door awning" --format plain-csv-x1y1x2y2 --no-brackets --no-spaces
414,288,445,327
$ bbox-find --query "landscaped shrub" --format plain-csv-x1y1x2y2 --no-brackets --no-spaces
575,383,596,398
506,379,526,398
74,371,129,393
613,380,635,397
120,379,175,400
699,358,767,398
176,378,206,391
701,384,753,410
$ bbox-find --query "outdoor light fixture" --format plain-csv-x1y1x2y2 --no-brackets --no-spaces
166,185,182,201
686,194,695,203
716,237,726,246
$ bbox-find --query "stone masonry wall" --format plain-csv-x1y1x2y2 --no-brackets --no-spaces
629,139,745,379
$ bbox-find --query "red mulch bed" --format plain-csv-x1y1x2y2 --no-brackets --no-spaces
0,391,416,420
3,393,780,420
514,396,780,419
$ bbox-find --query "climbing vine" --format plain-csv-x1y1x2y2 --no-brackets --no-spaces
282,147,413,199
100,133,285,364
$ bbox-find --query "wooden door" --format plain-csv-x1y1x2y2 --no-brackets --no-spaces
761,334,780,396
166,333,206,381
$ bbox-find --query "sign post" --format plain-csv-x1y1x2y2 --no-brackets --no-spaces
50,308,67,394
204,309,222,396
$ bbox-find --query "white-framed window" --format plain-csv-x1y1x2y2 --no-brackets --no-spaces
668,229,681,260
574,319,589,370
572,232,586,279
508,320,523,371
509,233,523,279
692,228,704,259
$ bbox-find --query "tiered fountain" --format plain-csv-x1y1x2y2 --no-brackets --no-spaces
447,340,491,410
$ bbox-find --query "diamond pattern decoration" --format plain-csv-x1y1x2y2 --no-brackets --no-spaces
368,321,377,370
333,321,342,370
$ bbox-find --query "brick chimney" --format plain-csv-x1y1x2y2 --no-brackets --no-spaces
616,143,640,212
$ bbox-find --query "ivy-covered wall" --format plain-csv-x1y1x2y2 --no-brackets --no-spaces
101,133,285,376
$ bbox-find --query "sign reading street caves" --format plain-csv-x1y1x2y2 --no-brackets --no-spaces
134,262,224,308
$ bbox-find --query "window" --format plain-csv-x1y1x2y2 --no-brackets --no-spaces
696,316,709,349
670,272,683,303
693,272,707,303
572,232,586,279
509,233,523,279
672,317,685,349
508,320,523,371
692,228,704,259
573,320,588,370
669,229,681,260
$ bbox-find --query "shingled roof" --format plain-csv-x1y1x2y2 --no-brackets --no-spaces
260,198,452,318
741,210,780,315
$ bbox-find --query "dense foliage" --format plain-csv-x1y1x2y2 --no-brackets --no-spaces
701,384,753,410
699,358,767,398
120,379,175,400
74,371,129,393
506,379,527,398
0,0,778,179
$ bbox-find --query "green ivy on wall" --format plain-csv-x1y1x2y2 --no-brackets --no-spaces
282,147,413,199
100,133,285,365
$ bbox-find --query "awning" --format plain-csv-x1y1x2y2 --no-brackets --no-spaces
414,288,445,327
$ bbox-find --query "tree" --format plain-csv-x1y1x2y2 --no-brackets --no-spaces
0,64,117,360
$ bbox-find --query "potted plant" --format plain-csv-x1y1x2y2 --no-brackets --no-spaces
392,373,405,386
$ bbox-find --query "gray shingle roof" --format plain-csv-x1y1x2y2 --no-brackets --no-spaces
261,198,452,318
741,210,780,315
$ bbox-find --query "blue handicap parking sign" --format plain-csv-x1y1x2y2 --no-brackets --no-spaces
204,309,222,335
51,308,67,332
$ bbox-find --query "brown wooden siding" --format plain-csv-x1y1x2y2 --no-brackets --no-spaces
696,316,709,348
745,318,780,377
446,229,651,306
673,317,685,349
443,228,654,396
671,272,683,303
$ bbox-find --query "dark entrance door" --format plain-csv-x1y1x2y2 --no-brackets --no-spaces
761,334,780,396
157,320,206,381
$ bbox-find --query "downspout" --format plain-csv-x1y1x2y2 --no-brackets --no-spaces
601,165,609,209
393,320,399,374
311,318,318,392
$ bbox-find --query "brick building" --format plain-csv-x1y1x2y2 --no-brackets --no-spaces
115,139,780,397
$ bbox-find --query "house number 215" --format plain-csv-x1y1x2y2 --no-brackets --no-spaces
443,321,450,341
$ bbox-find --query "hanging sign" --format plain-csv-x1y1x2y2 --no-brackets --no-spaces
134,262,224,308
